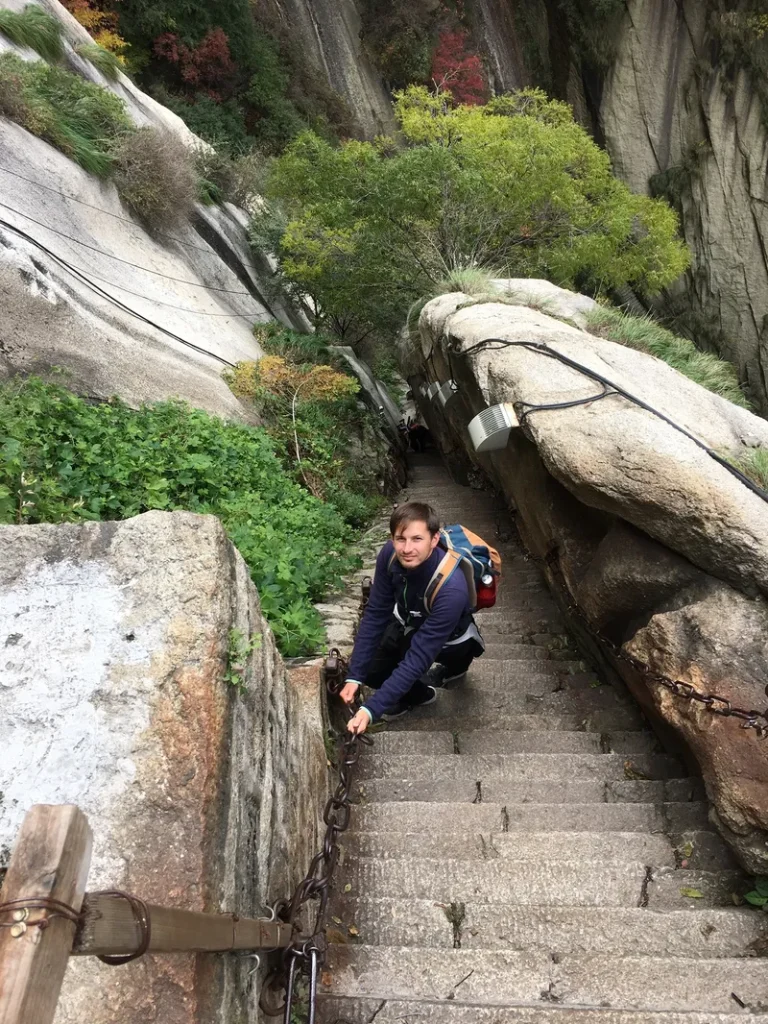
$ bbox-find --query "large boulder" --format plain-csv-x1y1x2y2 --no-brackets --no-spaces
0,511,329,1023
416,285,768,872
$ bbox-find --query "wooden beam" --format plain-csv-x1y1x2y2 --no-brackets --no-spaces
0,804,92,1024
73,894,291,955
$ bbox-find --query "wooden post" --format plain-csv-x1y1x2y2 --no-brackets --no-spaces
0,805,92,1024
73,895,291,955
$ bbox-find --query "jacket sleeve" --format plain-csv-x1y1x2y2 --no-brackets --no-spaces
345,542,395,685
362,574,467,719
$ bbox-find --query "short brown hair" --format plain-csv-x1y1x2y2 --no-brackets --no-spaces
390,502,440,537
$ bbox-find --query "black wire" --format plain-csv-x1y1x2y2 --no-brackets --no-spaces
0,161,267,272
0,216,263,319
459,337,768,504
518,384,617,425
0,218,239,367
0,198,265,297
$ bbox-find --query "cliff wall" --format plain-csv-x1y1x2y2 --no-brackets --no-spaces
0,0,306,419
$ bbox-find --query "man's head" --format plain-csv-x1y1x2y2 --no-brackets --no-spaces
389,502,440,569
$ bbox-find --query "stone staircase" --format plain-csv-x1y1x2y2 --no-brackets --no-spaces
318,454,767,1023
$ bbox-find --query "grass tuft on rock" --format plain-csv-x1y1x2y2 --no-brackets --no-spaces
0,4,63,61
585,306,749,408
436,267,500,297
726,448,768,492
112,127,198,228
74,41,123,81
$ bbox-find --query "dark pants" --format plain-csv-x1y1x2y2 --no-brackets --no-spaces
365,620,482,710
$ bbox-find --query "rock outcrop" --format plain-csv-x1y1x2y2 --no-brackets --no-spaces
0,0,305,418
414,282,768,872
0,511,328,1022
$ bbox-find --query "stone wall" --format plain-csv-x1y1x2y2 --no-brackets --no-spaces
411,284,768,873
0,511,329,1023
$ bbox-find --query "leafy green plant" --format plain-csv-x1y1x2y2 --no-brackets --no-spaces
744,877,768,909
263,86,689,342
585,306,749,408
0,4,63,61
75,41,124,81
0,377,362,655
225,627,262,693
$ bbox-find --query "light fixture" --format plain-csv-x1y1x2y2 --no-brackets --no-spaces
467,403,519,453
436,380,458,408
426,382,441,400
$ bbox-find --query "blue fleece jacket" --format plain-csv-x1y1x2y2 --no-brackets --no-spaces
346,539,470,719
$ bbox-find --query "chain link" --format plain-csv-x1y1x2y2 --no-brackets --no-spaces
260,646,369,1019
548,563,768,738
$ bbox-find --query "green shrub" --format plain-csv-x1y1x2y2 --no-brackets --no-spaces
0,52,132,175
0,377,360,655
75,41,124,81
585,306,750,408
436,267,500,297
0,4,63,61
112,127,198,228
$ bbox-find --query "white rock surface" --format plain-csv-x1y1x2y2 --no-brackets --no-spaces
0,0,306,416
0,511,329,1022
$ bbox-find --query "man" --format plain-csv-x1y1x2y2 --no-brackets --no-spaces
341,502,485,734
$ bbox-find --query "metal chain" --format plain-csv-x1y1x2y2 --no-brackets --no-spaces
260,645,370,1019
536,549,768,738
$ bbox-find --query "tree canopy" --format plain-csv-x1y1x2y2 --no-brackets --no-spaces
261,87,690,341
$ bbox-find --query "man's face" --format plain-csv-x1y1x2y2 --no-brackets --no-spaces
393,519,440,569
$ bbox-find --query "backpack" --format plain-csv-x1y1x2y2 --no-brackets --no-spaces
389,524,502,613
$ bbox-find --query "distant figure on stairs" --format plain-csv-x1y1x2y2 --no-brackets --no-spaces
342,502,485,734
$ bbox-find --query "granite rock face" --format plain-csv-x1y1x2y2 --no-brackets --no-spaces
0,0,305,417
0,511,329,1023
414,285,768,872
600,0,768,416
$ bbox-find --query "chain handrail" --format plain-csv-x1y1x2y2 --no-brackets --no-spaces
259,646,369,1020
539,549,768,738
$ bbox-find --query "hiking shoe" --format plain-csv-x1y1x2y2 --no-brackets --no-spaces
382,686,437,720
426,665,467,690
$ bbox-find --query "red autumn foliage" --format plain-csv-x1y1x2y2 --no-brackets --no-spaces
431,29,487,105
153,27,237,101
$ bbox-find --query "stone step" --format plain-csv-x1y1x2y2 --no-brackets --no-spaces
320,946,767,1012
371,729,657,755
350,801,711,834
355,777,705,805
395,687,640,723
327,897,765,957
342,829,677,864
385,708,647,733
318,998,768,1024
475,615,568,633
356,752,687,782
345,856,650,906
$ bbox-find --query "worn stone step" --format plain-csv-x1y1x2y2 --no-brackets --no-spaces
646,867,749,909
327,897,765,957
345,856,649,906
342,829,677,864
350,801,711,834
357,752,687,783
385,708,647,733
356,777,704,805
396,687,639,723
372,729,619,755
318,998,768,1024
321,946,767,1012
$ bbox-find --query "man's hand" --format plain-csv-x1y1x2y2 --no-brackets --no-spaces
339,681,360,705
347,708,370,735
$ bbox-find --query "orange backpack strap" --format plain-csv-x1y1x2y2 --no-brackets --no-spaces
424,549,476,611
